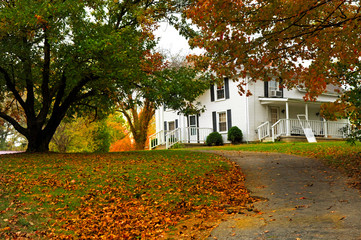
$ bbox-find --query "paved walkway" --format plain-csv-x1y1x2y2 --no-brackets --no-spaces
206,151,361,240
0,151,23,155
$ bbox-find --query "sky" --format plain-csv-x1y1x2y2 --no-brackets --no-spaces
154,22,203,56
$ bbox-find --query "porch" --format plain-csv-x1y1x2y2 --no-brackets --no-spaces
257,118,350,142
149,127,213,149
257,97,350,142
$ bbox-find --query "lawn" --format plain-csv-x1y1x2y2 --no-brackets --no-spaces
0,151,253,239
197,141,361,188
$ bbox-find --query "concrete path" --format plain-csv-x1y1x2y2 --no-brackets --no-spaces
0,151,23,155
206,151,361,240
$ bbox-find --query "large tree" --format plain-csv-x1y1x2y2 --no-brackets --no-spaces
0,0,180,152
185,0,361,126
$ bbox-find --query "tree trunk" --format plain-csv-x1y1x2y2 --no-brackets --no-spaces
133,133,147,150
26,133,52,152
25,116,62,152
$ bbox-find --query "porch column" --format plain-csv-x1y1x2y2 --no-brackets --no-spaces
286,101,290,136
323,118,328,138
305,103,309,120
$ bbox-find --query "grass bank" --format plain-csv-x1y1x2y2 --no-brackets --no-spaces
0,151,252,239
197,141,361,188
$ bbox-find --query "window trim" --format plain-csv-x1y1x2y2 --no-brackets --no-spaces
217,111,227,133
215,83,226,101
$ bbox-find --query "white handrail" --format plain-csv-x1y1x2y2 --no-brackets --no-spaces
184,127,213,144
271,119,286,142
166,128,181,149
257,121,270,141
270,119,349,141
149,130,166,150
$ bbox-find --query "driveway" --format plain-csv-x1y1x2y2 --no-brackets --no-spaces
206,151,361,240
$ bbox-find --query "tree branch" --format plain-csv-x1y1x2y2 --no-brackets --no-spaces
37,28,51,122
0,111,27,137
0,66,26,109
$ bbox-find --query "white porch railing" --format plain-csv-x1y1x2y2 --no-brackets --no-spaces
149,130,166,149
183,127,213,144
270,119,350,142
149,127,213,149
271,119,286,142
165,128,181,149
256,121,270,141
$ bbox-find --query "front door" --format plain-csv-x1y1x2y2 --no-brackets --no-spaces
188,115,198,143
270,108,280,134
270,108,279,125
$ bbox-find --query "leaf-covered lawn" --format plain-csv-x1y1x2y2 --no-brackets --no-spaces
0,151,252,239
198,141,361,188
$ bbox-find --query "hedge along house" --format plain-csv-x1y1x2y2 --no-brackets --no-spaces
150,77,350,149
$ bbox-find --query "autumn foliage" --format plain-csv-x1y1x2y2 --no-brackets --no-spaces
0,151,254,239
110,135,136,152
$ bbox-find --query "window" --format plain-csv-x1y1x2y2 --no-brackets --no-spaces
168,121,175,131
216,84,225,100
218,112,227,132
269,80,279,91
268,80,283,97
189,116,197,136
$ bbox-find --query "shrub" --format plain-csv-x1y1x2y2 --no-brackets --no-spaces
227,126,243,144
206,132,223,146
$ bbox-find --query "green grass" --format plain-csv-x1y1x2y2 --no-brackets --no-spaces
0,150,250,239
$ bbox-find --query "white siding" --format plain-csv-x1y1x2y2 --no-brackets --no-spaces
155,77,342,142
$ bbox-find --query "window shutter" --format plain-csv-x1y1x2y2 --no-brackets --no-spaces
225,78,230,99
279,78,284,98
212,111,217,132
197,115,200,142
175,119,178,129
164,121,167,131
227,109,232,130
210,85,215,102
264,82,269,97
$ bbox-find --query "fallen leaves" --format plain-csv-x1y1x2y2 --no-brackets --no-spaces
0,151,254,239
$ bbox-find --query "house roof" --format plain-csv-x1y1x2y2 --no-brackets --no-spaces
296,84,343,96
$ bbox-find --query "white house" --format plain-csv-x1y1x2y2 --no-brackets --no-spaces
150,77,349,149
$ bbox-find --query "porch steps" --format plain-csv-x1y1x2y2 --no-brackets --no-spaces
261,137,274,143
280,136,345,143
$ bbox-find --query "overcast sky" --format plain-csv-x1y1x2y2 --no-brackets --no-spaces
154,22,203,56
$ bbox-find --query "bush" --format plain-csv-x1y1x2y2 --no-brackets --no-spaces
227,126,243,144
206,132,223,146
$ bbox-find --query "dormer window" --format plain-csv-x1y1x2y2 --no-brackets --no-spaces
216,84,225,100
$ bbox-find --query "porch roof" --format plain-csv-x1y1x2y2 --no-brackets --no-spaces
258,97,333,105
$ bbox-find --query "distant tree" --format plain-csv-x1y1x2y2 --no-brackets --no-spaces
50,114,126,153
0,120,11,150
